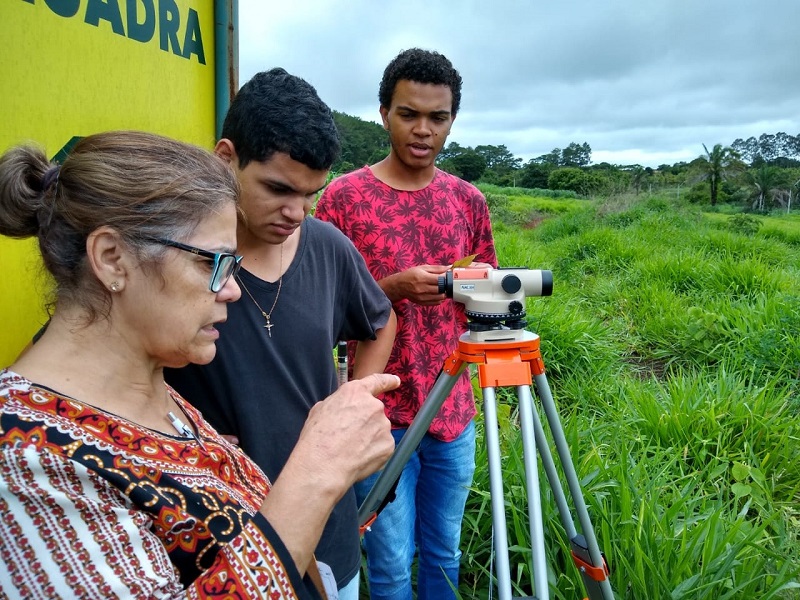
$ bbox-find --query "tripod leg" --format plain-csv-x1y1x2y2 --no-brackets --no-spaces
481,386,514,600
358,366,466,528
531,373,614,600
516,384,550,600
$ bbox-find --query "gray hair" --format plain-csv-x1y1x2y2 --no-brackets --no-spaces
0,130,239,322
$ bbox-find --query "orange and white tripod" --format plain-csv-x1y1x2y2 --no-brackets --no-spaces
358,327,613,599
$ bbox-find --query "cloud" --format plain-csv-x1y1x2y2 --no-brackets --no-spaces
238,0,800,167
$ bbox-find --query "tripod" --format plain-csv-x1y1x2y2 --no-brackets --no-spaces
358,327,613,600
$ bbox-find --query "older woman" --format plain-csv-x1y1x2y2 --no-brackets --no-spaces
0,131,398,599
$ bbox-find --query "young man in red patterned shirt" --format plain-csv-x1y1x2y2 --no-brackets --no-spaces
316,47,497,600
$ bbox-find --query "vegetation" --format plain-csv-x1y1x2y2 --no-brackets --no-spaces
333,112,800,597
328,107,800,212
692,143,745,206
331,110,389,173
732,133,800,165
334,108,800,598
454,189,800,599
748,165,789,212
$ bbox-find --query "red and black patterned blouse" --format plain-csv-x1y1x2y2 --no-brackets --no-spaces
0,369,320,599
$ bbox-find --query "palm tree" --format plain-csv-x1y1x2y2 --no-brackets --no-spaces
748,165,785,211
786,178,800,214
694,143,743,206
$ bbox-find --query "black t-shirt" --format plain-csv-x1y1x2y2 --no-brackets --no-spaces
165,217,392,587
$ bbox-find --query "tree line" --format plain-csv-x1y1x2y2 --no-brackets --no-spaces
331,111,800,211
731,132,800,166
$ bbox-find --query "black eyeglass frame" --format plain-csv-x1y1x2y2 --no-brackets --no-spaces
146,237,243,293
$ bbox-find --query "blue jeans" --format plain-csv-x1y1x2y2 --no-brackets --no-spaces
355,421,476,600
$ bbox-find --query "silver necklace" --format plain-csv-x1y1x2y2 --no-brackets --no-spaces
238,244,283,338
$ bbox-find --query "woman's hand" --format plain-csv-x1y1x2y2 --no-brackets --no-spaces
296,373,398,485
259,373,400,575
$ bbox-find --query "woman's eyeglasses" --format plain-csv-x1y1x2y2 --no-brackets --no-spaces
146,238,243,293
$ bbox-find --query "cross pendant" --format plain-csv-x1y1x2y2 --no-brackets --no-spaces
264,317,273,337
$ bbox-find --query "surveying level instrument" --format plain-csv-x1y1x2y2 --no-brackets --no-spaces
358,267,614,600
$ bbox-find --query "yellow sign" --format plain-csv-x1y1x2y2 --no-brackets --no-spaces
0,0,217,366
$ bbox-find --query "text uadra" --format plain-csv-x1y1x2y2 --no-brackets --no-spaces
24,0,207,65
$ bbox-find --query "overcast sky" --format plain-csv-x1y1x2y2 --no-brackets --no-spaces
238,0,800,168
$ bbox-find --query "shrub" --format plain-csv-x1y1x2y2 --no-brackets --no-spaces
726,213,763,235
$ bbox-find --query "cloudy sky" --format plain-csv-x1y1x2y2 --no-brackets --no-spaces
238,0,800,168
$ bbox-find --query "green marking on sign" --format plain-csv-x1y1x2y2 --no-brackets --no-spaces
51,136,83,164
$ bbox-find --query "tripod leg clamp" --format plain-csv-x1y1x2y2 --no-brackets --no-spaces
359,513,378,536
570,533,609,585
571,550,609,582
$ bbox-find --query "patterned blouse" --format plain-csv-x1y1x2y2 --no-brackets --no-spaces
0,369,320,599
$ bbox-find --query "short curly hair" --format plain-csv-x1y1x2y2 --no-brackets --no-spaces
379,48,462,116
222,68,340,171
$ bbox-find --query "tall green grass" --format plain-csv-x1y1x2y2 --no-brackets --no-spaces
459,191,800,599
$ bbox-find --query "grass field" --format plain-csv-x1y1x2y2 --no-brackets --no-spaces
456,190,800,599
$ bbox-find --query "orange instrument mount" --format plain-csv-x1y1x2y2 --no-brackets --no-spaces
357,328,614,600
442,332,544,387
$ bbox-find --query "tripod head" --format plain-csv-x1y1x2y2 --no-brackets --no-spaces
438,266,553,341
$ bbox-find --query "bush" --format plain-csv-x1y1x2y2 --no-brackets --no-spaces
484,192,517,225
726,213,763,235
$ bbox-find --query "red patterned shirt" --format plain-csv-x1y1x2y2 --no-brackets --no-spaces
0,369,320,599
316,167,497,441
